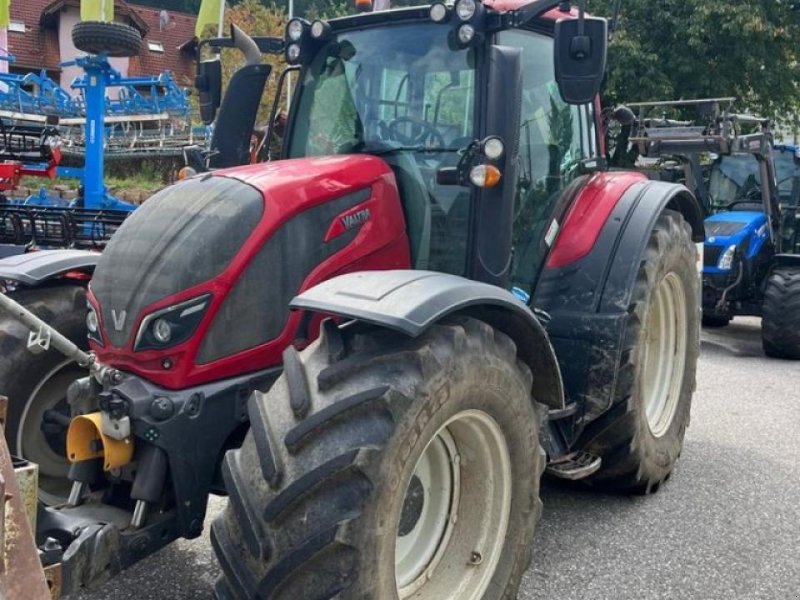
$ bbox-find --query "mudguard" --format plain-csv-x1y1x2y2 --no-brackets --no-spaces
535,179,703,436
0,249,99,286
599,180,703,313
772,253,800,270
290,270,565,409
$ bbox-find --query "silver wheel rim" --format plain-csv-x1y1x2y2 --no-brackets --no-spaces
17,360,81,505
395,410,512,600
642,272,688,437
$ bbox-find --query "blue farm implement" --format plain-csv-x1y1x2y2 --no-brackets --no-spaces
0,48,195,255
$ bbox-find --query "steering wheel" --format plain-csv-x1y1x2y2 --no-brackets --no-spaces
726,187,763,211
388,116,446,148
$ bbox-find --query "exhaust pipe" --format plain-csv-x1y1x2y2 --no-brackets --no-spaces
230,23,261,66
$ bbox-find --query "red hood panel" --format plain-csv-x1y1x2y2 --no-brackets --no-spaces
92,154,411,389
219,155,394,219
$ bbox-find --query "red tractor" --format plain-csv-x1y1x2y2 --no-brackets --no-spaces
0,1,704,598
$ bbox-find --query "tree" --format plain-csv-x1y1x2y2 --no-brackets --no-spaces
597,0,800,121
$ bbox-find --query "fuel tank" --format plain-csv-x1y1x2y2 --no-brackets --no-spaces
89,155,411,389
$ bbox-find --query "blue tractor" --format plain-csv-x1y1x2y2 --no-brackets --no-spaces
700,137,800,359
611,99,800,358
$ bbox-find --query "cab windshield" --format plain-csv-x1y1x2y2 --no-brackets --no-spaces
287,22,476,275
709,155,764,208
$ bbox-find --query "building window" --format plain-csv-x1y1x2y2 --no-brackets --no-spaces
148,41,165,53
9,21,25,34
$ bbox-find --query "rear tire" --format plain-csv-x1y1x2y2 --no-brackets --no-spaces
0,285,87,505
580,210,699,493
212,317,544,600
72,22,142,58
762,266,800,359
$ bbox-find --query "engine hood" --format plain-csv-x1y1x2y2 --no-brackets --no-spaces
91,155,395,351
705,211,768,247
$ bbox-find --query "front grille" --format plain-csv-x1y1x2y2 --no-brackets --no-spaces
704,245,724,268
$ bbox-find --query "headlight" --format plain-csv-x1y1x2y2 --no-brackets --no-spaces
456,0,477,21
717,245,737,270
482,136,505,160
286,43,302,63
153,318,172,344
134,294,211,352
86,303,103,346
287,19,305,42
86,306,98,333
310,20,330,40
429,2,449,22
457,23,476,45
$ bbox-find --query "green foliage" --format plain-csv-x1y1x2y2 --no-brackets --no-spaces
596,0,800,121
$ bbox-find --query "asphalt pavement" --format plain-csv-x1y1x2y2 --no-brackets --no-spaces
76,317,800,600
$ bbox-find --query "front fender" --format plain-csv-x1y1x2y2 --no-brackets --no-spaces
291,270,565,409
0,249,99,286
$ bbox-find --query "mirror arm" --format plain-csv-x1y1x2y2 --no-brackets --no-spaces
506,0,564,27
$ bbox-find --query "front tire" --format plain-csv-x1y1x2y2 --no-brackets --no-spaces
0,285,87,504
580,210,700,493
212,317,544,600
761,266,800,359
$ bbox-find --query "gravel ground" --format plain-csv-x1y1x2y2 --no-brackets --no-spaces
76,317,800,600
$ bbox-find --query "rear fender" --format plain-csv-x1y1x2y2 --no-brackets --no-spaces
535,179,703,437
0,249,98,286
771,253,800,271
290,270,565,410
600,181,703,312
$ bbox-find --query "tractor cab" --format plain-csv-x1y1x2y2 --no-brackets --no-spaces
274,2,608,292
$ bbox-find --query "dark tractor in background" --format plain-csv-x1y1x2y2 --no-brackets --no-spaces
609,98,800,359
0,2,705,598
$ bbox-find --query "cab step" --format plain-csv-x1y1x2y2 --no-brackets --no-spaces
545,451,602,480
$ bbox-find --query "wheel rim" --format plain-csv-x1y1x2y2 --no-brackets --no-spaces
641,272,688,437
17,360,82,505
395,410,512,600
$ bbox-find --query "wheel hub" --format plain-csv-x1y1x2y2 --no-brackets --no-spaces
398,475,425,537
642,272,688,437
395,410,512,600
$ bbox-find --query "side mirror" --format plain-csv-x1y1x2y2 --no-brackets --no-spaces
554,17,608,105
196,58,222,125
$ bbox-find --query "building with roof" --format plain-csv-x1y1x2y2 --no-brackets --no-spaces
5,0,197,94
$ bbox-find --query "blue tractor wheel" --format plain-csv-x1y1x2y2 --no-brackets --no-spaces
762,266,800,359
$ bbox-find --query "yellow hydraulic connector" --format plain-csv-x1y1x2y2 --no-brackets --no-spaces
66,412,134,471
